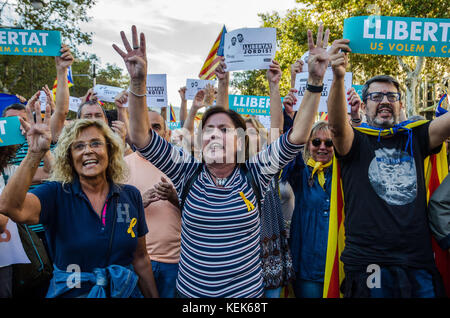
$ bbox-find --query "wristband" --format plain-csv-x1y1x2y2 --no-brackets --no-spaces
350,117,362,123
128,88,147,97
306,83,324,93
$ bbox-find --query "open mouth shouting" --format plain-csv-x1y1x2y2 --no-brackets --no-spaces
376,104,393,119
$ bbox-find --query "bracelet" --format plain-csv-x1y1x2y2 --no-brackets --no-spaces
306,83,324,93
128,88,147,97
350,117,362,123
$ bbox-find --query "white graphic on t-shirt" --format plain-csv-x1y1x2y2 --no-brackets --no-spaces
368,148,417,206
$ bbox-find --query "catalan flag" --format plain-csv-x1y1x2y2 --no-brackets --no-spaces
52,66,74,100
169,104,176,122
198,25,227,80
435,92,448,118
324,120,450,298
319,112,328,121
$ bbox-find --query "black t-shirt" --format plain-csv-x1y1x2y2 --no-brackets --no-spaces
337,122,439,271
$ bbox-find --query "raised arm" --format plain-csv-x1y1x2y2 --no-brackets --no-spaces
51,44,73,143
183,89,205,136
267,60,283,140
113,25,150,149
215,57,229,109
178,86,188,123
0,94,52,224
326,39,354,156
290,59,304,89
288,25,330,145
429,112,450,150
347,87,363,127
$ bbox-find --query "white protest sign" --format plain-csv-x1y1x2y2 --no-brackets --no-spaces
39,90,47,111
0,219,31,267
94,85,124,103
294,70,353,113
224,27,276,72
146,74,168,108
69,96,82,112
185,79,215,100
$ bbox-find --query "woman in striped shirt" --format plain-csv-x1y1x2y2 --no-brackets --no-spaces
113,24,331,298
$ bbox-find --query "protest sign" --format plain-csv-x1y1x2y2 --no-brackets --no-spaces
94,85,124,103
293,71,353,113
343,16,450,58
69,96,82,112
352,84,364,101
229,94,271,116
0,219,31,267
167,121,182,130
0,28,61,56
147,74,168,108
224,28,276,72
39,90,47,111
0,116,26,147
185,79,215,100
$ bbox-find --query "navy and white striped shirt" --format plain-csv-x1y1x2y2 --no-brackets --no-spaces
137,129,302,297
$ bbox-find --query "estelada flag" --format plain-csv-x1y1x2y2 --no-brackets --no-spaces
169,104,176,122
52,66,74,100
198,26,227,80
323,120,450,298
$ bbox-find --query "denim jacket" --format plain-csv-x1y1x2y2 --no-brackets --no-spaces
46,264,142,298
281,154,332,282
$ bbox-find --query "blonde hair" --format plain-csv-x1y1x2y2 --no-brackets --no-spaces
49,119,128,185
303,120,332,162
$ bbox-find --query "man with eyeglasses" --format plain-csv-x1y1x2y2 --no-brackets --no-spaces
326,39,450,298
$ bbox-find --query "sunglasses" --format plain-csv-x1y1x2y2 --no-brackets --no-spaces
311,138,333,147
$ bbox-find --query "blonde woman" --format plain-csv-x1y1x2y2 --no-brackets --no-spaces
281,119,334,298
0,95,158,298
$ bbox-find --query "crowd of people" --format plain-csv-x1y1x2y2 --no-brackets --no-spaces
0,23,449,299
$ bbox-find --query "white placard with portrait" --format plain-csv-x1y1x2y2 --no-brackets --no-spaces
224,28,276,72
185,79,215,100
94,85,124,103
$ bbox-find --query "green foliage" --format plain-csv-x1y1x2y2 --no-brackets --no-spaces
0,0,128,102
232,1,450,99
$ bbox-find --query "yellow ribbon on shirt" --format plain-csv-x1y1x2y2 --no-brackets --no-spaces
239,192,255,212
127,218,137,238
307,158,332,189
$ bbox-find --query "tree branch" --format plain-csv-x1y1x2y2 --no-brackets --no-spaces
397,56,412,74
412,56,425,78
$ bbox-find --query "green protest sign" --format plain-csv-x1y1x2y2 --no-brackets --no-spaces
0,28,61,56
0,117,26,147
344,16,450,58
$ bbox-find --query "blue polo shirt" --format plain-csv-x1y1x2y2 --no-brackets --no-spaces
30,178,148,297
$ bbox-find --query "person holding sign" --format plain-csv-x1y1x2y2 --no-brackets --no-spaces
0,97,159,298
115,24,328,298
326,36,450,298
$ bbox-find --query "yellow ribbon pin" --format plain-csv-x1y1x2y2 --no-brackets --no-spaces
127,218,137,238
239,192,255,212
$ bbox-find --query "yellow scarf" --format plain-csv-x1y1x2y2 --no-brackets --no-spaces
307,158,332,189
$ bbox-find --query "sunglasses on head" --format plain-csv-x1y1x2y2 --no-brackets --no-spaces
311,138,333,147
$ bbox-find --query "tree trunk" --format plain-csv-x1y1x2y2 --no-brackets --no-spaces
397,56,426,117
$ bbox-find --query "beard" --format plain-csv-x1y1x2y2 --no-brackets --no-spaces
366,111,397,129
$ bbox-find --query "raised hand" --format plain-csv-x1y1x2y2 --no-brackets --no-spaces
22,92,52,154
214,57,228,80
347,87,361,118
178,86,187,102
112,25,147,82
283,89,298,118
290,59,304,88
267,60,282,86
114,90,129,109
55,44,74,72
203,84,216,106
329,39,351,79
192,89,206,109
111,120,127,142
42,85,55,113
307,24,330,84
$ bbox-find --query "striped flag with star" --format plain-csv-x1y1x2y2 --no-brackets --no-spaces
198,25,227,80
52,66,74,100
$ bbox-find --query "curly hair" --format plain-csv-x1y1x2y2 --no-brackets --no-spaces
49,119,128,185
0,145,18,171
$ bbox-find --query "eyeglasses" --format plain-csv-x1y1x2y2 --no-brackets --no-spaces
366,92,401,103
311,138,333,147
72,140,106,152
